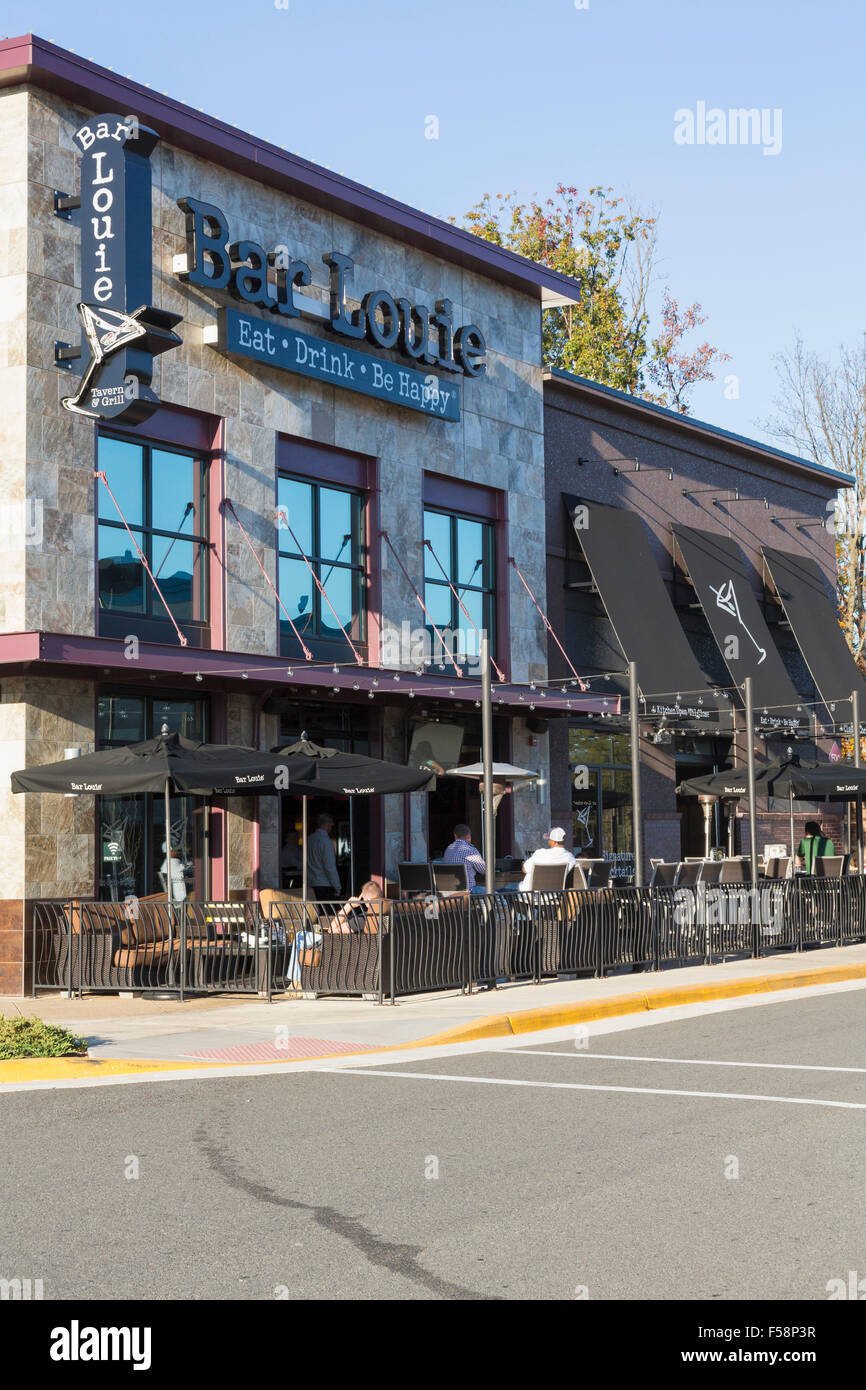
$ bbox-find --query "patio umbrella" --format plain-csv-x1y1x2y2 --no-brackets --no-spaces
446,762,539,855
677,756,866,860
10,730,317,907
273,739,435,896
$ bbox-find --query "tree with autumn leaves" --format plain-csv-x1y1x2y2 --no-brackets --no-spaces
456,184,727,414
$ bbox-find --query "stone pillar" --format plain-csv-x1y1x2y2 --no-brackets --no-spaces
0,677,94,994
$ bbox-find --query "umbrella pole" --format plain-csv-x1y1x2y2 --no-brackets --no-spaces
164,780,174,913
165,780,182,1001
481,635,495,894
302,795,308,903
628,660,643,886
789,785,795,864
744,677,759,886
349,797,355,896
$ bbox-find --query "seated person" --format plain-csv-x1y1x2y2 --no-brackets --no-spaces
330,880,384,934
442,823,487,893
520,827,577,891
797,820,835,874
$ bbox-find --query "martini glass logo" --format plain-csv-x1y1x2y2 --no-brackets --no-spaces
709,577,767,664
61,304,149,416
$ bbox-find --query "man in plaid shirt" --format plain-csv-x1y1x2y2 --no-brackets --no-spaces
442,823,487,891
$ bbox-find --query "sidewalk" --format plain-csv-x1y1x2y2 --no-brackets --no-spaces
4,943,866,1067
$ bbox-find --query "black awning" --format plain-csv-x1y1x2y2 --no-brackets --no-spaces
763,546,866,728
565,496,728,728
672,525,805,734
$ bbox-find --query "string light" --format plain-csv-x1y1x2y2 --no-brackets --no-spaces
286,667,293,677
195,673,202,682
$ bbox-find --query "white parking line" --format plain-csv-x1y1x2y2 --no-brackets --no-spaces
507,1050,866,1075
316,1067,866,1112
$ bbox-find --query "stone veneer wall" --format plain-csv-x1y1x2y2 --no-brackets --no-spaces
6,80,553,933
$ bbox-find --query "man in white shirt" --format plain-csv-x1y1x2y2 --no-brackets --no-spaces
519,827,576,891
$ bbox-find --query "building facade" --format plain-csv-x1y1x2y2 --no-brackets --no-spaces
0,36,606,994
544,371,854,872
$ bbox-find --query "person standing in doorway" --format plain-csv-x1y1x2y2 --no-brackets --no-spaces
307,813,341,900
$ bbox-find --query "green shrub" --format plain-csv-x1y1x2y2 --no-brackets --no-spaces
0,1015,88,1059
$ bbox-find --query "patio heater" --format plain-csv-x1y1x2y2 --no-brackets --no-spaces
698,794,716,858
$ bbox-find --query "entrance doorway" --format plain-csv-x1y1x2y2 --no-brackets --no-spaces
423,715,510,862
277,702,375,894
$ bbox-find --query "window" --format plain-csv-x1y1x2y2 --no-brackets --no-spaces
97,434,208,639
423,507,496,664
96,694,208,901
277,475,365,658
569,728,633,881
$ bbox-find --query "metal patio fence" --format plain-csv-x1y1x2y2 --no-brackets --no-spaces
30,876,866,1001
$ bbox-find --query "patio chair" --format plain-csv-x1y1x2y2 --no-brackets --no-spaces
649,862,678,888
674,860,702,887
718,857,752,885
763,857,792,880
113,901,220,990
397,862,434,898
814,855,849,878
431,860,469,895
523,862,571,892
577,858,612,889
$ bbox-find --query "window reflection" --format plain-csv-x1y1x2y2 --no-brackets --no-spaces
423,507,496,664
277,475,364,655
96,435,207,629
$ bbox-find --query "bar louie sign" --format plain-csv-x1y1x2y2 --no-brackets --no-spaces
59,115,182,423
177,198,487,421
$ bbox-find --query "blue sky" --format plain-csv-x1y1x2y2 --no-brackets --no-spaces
7,0,863,445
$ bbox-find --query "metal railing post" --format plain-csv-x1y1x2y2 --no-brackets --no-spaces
377,900,384,1006
390,898,396,1002
178,903,186,1003
652,889,661,973
467,895,475,994
67,902,73,999
628,660,644,887
596,889,604,978
853,689,864,874
266,901,273,1004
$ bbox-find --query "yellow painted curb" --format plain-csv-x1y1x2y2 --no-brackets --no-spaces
0,1056,222,1083
5,959,866,1081
400,960,866,1050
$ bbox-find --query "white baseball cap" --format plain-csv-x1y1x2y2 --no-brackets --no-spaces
547,827,566,842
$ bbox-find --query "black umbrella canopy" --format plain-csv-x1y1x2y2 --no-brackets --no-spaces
677,756,866,801
274,740,434,796
10,732,316,797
